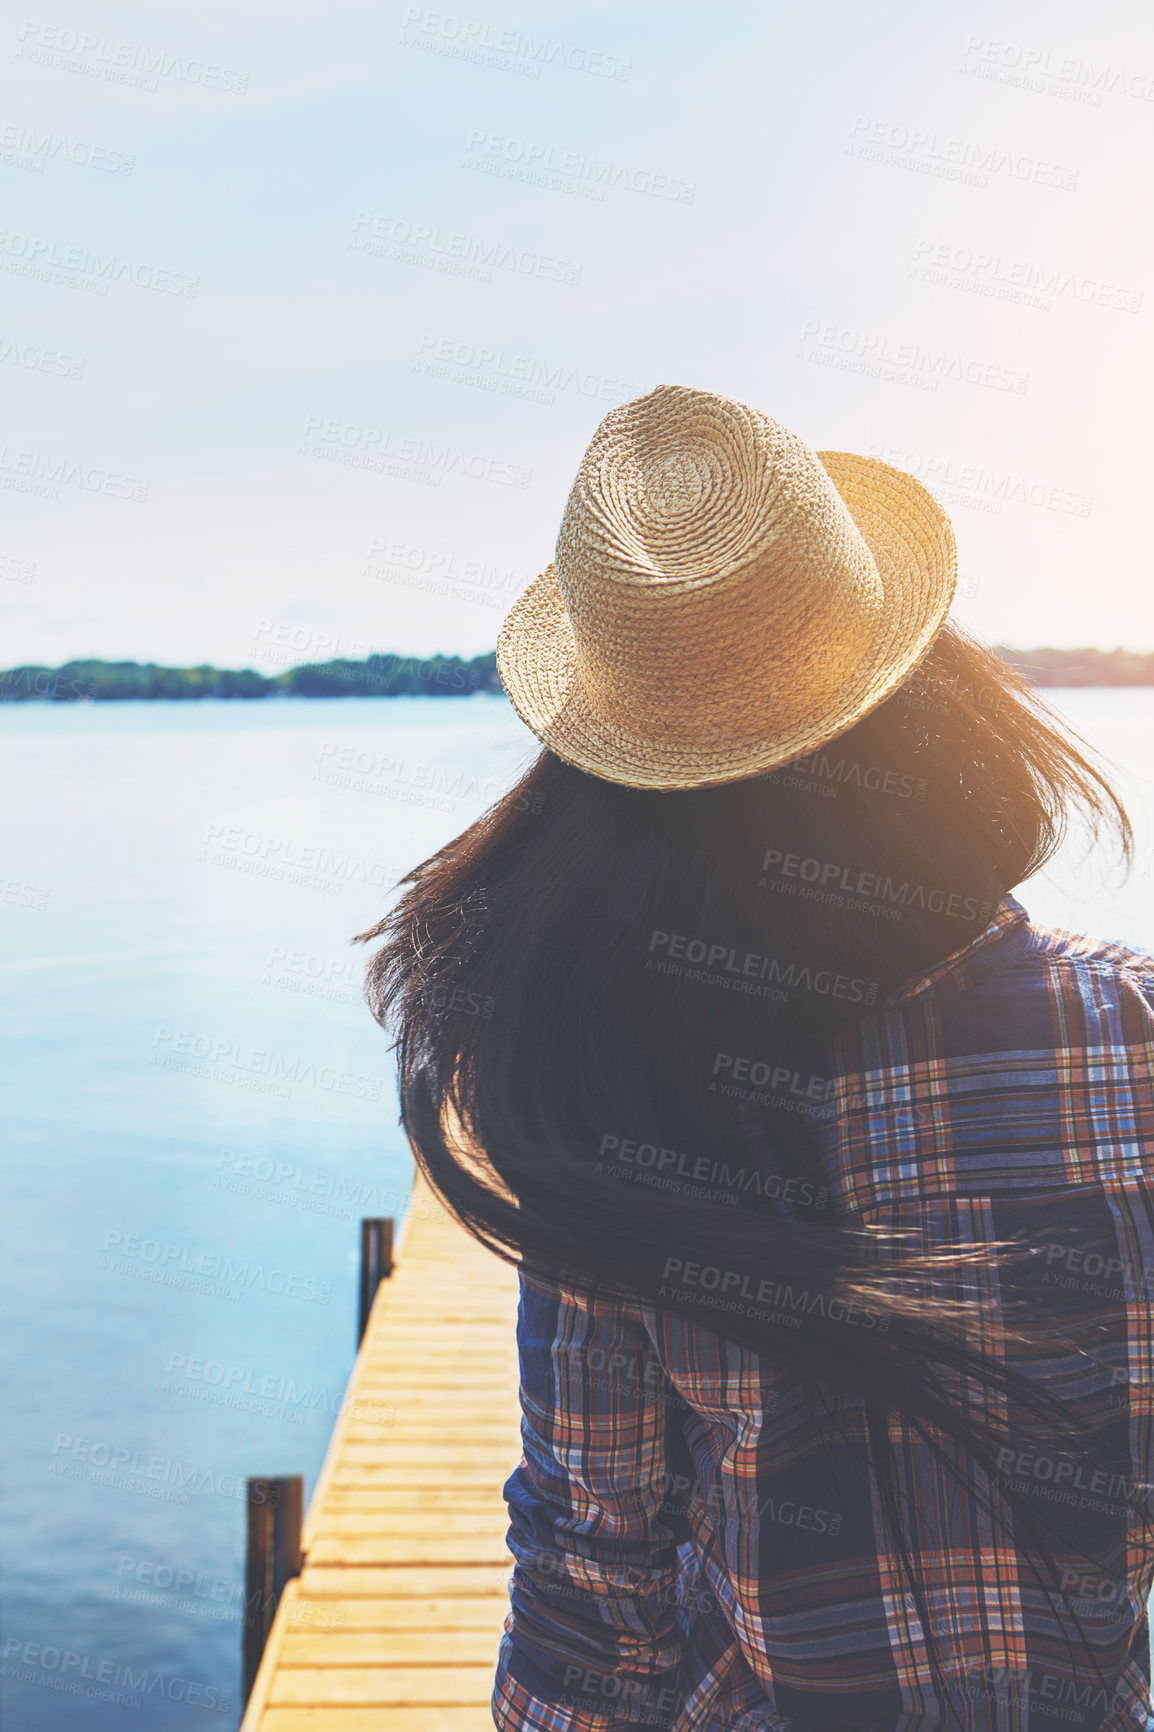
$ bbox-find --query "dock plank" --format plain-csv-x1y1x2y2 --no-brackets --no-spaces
307,1537,512,1567
269,1666,496,1705
299,1567,513,1598
290,1598,509,1630
239,1170,519,1731
308,1514,509,1537
281,1631,502,1664
260,1712,495,1732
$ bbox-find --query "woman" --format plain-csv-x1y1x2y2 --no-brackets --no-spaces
358,386,1154,1732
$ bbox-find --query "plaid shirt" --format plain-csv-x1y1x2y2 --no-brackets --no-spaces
492,895,1154,1732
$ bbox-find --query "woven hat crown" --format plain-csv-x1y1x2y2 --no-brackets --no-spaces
556,385,883,750
497,383,956,789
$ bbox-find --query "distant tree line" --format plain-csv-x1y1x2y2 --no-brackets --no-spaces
0,652,502,703
1,646,1152,703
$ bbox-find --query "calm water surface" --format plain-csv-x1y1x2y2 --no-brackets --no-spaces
1,690,1152,1728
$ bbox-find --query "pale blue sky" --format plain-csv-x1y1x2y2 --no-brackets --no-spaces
3,0,1153,665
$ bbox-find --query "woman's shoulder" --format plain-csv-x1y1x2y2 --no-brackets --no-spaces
872,900,1154,1057
1004,914,1154,1040
1021,915,1154,985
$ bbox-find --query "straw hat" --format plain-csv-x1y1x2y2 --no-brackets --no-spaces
496,384,956,790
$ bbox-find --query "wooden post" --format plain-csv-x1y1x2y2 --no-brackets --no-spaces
358,1216,394,1343
242,1475,303,1706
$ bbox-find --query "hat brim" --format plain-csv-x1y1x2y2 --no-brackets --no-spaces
496,452,957,791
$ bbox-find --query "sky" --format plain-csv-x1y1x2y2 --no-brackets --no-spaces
2,0,1154,668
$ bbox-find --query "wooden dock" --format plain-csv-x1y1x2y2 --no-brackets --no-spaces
239,1169,521,1731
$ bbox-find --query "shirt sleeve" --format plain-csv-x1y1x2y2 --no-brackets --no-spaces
492,1264,691,1732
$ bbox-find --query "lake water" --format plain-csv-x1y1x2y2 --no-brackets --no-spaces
2,690,1153,1729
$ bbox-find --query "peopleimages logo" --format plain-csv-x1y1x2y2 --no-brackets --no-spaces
300,414,532,489
660,1257,889,1331
463,129,696,202
0,553,37,580
101,1229,333,1303
413,332,632,405
350,210,582,285
959,35,1154,105
647,929,878,1005
15,20,249,93
363,536,521,602
0,227,199,296
198,822,398,895
0,442,148,501
111,1555,347,1627
847,116,1079,190
163,1353,394,1424
0,334,85,379
796,321,1028,395
150,1026,383,1103
758,745,928,800
314,742,502,803
911,237,1142,315
400,8,633,80
51,1433,271,1507
993,1445,1150,1522
598,1129,829,1209
760,849,992,922
711,1053,831,1100
652,1473,839,1537
1,1635,230,1711
0,122,135,174
866,442,1093,517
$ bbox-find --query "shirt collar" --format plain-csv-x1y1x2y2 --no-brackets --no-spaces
879,892,1030,1010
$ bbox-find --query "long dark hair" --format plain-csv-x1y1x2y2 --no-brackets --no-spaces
356,624,1151,1717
